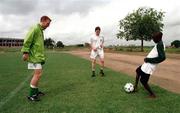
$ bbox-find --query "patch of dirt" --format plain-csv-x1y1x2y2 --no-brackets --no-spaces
67,50,180,94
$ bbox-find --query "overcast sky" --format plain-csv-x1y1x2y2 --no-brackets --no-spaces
0,0,180,46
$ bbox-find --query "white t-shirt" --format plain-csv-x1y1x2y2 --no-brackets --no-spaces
141,44,165,74
90,34,104,50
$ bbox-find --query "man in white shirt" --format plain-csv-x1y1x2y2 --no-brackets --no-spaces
90,26,105,77
134,32,166,98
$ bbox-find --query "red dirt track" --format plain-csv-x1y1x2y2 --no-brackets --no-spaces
68,50,180,94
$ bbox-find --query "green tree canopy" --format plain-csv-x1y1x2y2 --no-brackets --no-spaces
171,40,180,48
44,38,55,49
56,41,64,48
117,7,165,51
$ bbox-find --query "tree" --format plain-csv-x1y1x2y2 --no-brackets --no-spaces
117,7,165,51
84,43,90,47
56,41,64,48
44,38,55,49
171,40,180,48
76,44,84,47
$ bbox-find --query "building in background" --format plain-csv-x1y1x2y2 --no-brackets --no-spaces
0,38,23,47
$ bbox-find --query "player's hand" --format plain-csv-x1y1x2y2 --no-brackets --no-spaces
23,53,29,61
93,48,97,51
144,58,148,63
100,44,103,48
92,48,97,52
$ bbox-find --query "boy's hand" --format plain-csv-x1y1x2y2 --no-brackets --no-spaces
144,58,148,63
93,48,97,51
23,53,29,61
100,44,103,48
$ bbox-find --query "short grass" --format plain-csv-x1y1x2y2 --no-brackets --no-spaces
113,46,180,54
0,52,180,113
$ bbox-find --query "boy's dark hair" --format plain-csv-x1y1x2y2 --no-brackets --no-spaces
40,16,51,22
152,32,163,43
95,26,101,31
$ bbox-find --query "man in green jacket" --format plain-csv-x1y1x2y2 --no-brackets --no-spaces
21,16,51,101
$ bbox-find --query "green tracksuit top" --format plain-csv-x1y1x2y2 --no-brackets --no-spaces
21,24,45,64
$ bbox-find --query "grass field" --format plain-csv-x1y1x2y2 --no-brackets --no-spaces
113,46,180,53
0,52,180,113
1,46,180,54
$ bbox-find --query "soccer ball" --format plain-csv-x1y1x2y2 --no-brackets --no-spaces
124,83,134,93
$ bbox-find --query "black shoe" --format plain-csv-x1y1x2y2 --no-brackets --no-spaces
100,70,105,77
91,71,95,77
27,95,40,101
132,86,138,93
37,91,45,96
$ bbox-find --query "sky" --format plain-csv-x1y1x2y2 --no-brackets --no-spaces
0,0,180,46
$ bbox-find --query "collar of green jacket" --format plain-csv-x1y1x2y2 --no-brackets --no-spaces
38,23,44,31
38,24,44,36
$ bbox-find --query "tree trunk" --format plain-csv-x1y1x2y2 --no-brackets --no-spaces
141,38,144,52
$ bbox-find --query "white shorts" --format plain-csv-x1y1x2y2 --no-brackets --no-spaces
28,63,42,70
90,49,104,59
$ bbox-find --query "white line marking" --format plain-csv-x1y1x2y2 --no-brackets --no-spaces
0,74,31,109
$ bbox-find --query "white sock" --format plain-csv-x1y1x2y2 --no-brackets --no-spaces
30,84,37,88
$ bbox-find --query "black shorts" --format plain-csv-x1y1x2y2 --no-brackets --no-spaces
136,66,150,84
